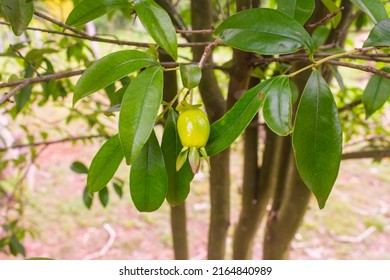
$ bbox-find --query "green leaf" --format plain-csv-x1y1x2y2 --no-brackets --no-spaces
363,69,390,118
130,130,168,212
215,8,314,57
277,0,315,25
73,50,157,105
180,64,202,89
83,186,93,209
320,0,342,28
87,135,124,193
263,76,293,136
349,0,387,24
134,0,178,60
70,161,89,174
14,66,33,114
113,182,123,198
9,236,25,257
119,66,164,165
363,19,390,48
161,110,193,206
98,187,109,207
292,70,342,209
206,78,277,156
66,0,132,26
0,0,34,36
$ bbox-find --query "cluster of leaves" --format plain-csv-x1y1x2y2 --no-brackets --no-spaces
1,0,390,213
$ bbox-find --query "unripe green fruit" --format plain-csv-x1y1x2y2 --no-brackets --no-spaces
177,109,210,148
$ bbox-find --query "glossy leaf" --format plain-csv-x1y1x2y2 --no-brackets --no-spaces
206,78,277,156
70,161,89,174
263,76,293,136
87,135,124,193
292,70,342,209
14,66,33,114
363,19,390,48
363,69,390,118
134,0,178,60
349,0,387,24
320,0,342,28
277,0,315,25
66,0,132,26
130,130,168,212
161,110,193,206
180,64,202,89
73,50,157,105
119,66,164,165
83,186,93,209
215,8,314,56
99,187,109,207
0,0,34,36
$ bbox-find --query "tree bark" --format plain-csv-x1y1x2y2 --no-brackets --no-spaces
161,52,189,260
170,203,189,259
191,0,230,260
262,0,355,259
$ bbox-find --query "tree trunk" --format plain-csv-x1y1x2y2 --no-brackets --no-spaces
161,52,189,260
170,204,189,259
262,0,355,259
191,0,230,260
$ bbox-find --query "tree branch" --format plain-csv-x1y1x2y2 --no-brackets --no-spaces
198,39,222,68
305,6,345,30
26,12,215,48
0,70,85,105
326,60,390,80
342,149,390,160
0,134,109,152
34,10,90,37
10,44,42,77
338,99,362,112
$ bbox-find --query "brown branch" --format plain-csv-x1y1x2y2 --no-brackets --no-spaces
0,69,84,89
338,99,362,112
34,10,89,37
0,70,84,105
198,38,222,69
326,60,390,80
306,6,345,30
14,14,213,48
0,134,108,152
176,28,214,34
342,149,390,160
10,44,42,77
0,80,30,105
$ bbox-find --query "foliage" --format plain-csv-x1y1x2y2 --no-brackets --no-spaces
0,0,389,258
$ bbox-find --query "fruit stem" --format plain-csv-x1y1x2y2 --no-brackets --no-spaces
156,87,185,121
287,46,380,78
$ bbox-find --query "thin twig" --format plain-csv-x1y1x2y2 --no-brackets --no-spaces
0,70,85,105
176,28,214,34
0,70,84,89
342,149,390,160
198,38,222,69
306,6,345,30
0,134,109,152
34,10,89,37
26,12,214,48
10,44,42,77
338,99,362,112
326,60,390,80
0,80,30,105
